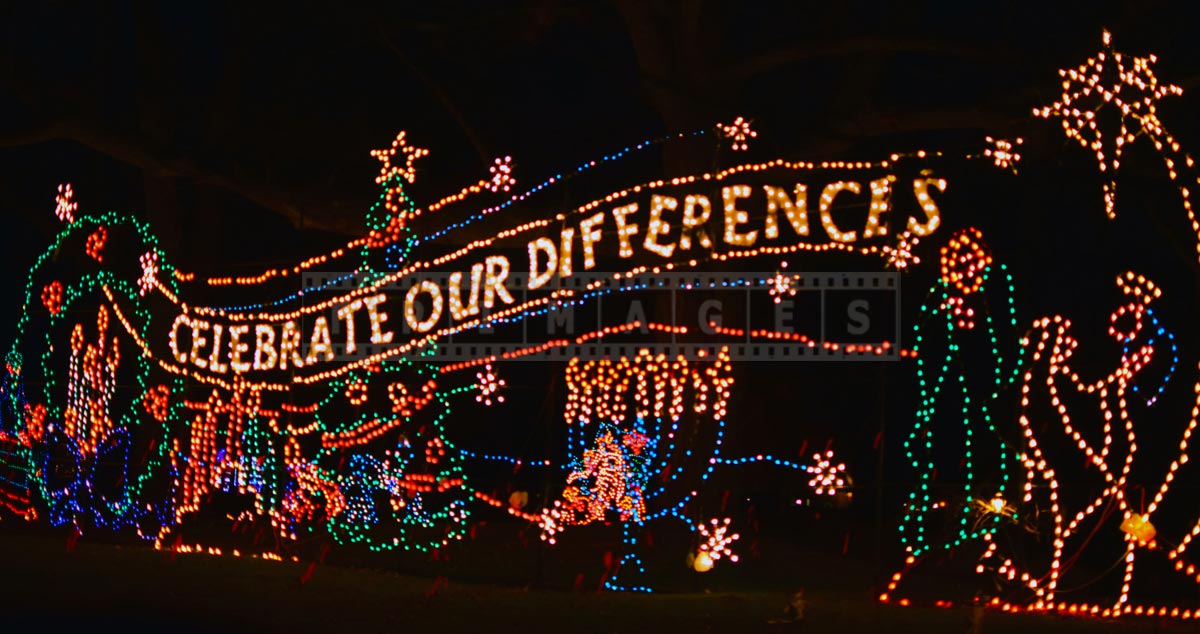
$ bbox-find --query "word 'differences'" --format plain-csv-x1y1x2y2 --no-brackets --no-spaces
526,176,944,280
430,174,945,327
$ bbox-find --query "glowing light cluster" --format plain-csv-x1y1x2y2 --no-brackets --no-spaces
85,227,106,262
805,450,846,496
1034,30,1184,221
884,32,1200,621
882,230,921,270
767,261,798,304
40,282,62,316
984,136,1023,172
694,517,739,571
719,116,756,151
474,363,505,406
54,183,77,223
138,251,158,297
939,228,991,295
542,348,742,590
488,156,515,193
371,130,429,186
63,306,121,457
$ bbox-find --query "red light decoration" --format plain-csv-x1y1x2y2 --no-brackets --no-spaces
63,306,120,457
40,282,62,316
22,403,46,444
85,226,107,262
142,385,171,423
939,227,992,295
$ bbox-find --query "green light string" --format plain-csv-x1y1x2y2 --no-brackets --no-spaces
898,261,1022,558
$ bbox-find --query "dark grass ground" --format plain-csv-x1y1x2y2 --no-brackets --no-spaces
1,526,1198,633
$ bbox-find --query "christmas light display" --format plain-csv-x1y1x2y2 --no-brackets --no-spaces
540,346,859,589
882,226,1022,598
10,30,1198,614
1,108,968,590
887,271,1186,617
541,348,735,590
883,31,1200,622
9,29,1200,615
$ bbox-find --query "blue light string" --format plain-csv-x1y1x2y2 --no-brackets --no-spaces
460,449,552,467
1127,307,1177,406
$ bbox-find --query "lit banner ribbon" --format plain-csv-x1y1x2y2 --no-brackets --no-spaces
140,162,947,388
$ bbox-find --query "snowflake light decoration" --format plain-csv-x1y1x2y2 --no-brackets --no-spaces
1033,30,1182,218
137,251,159,297
984,136,1023,172
475,363,505,406
805,450,846,496
54,183,77,223
539,506,564,545
767,261,798,304
695,517,740,570
719,116,757,151
487,156,516,193
882,231,921,270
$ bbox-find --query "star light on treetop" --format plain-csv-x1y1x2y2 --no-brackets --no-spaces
371,131,430,185
1033,30,1183,218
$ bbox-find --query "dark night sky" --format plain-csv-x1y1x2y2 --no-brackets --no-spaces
5,1,1200,555
5,2,1199,263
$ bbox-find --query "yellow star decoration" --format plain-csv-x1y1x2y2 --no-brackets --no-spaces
370,131,430,185
1033,30,1183,218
